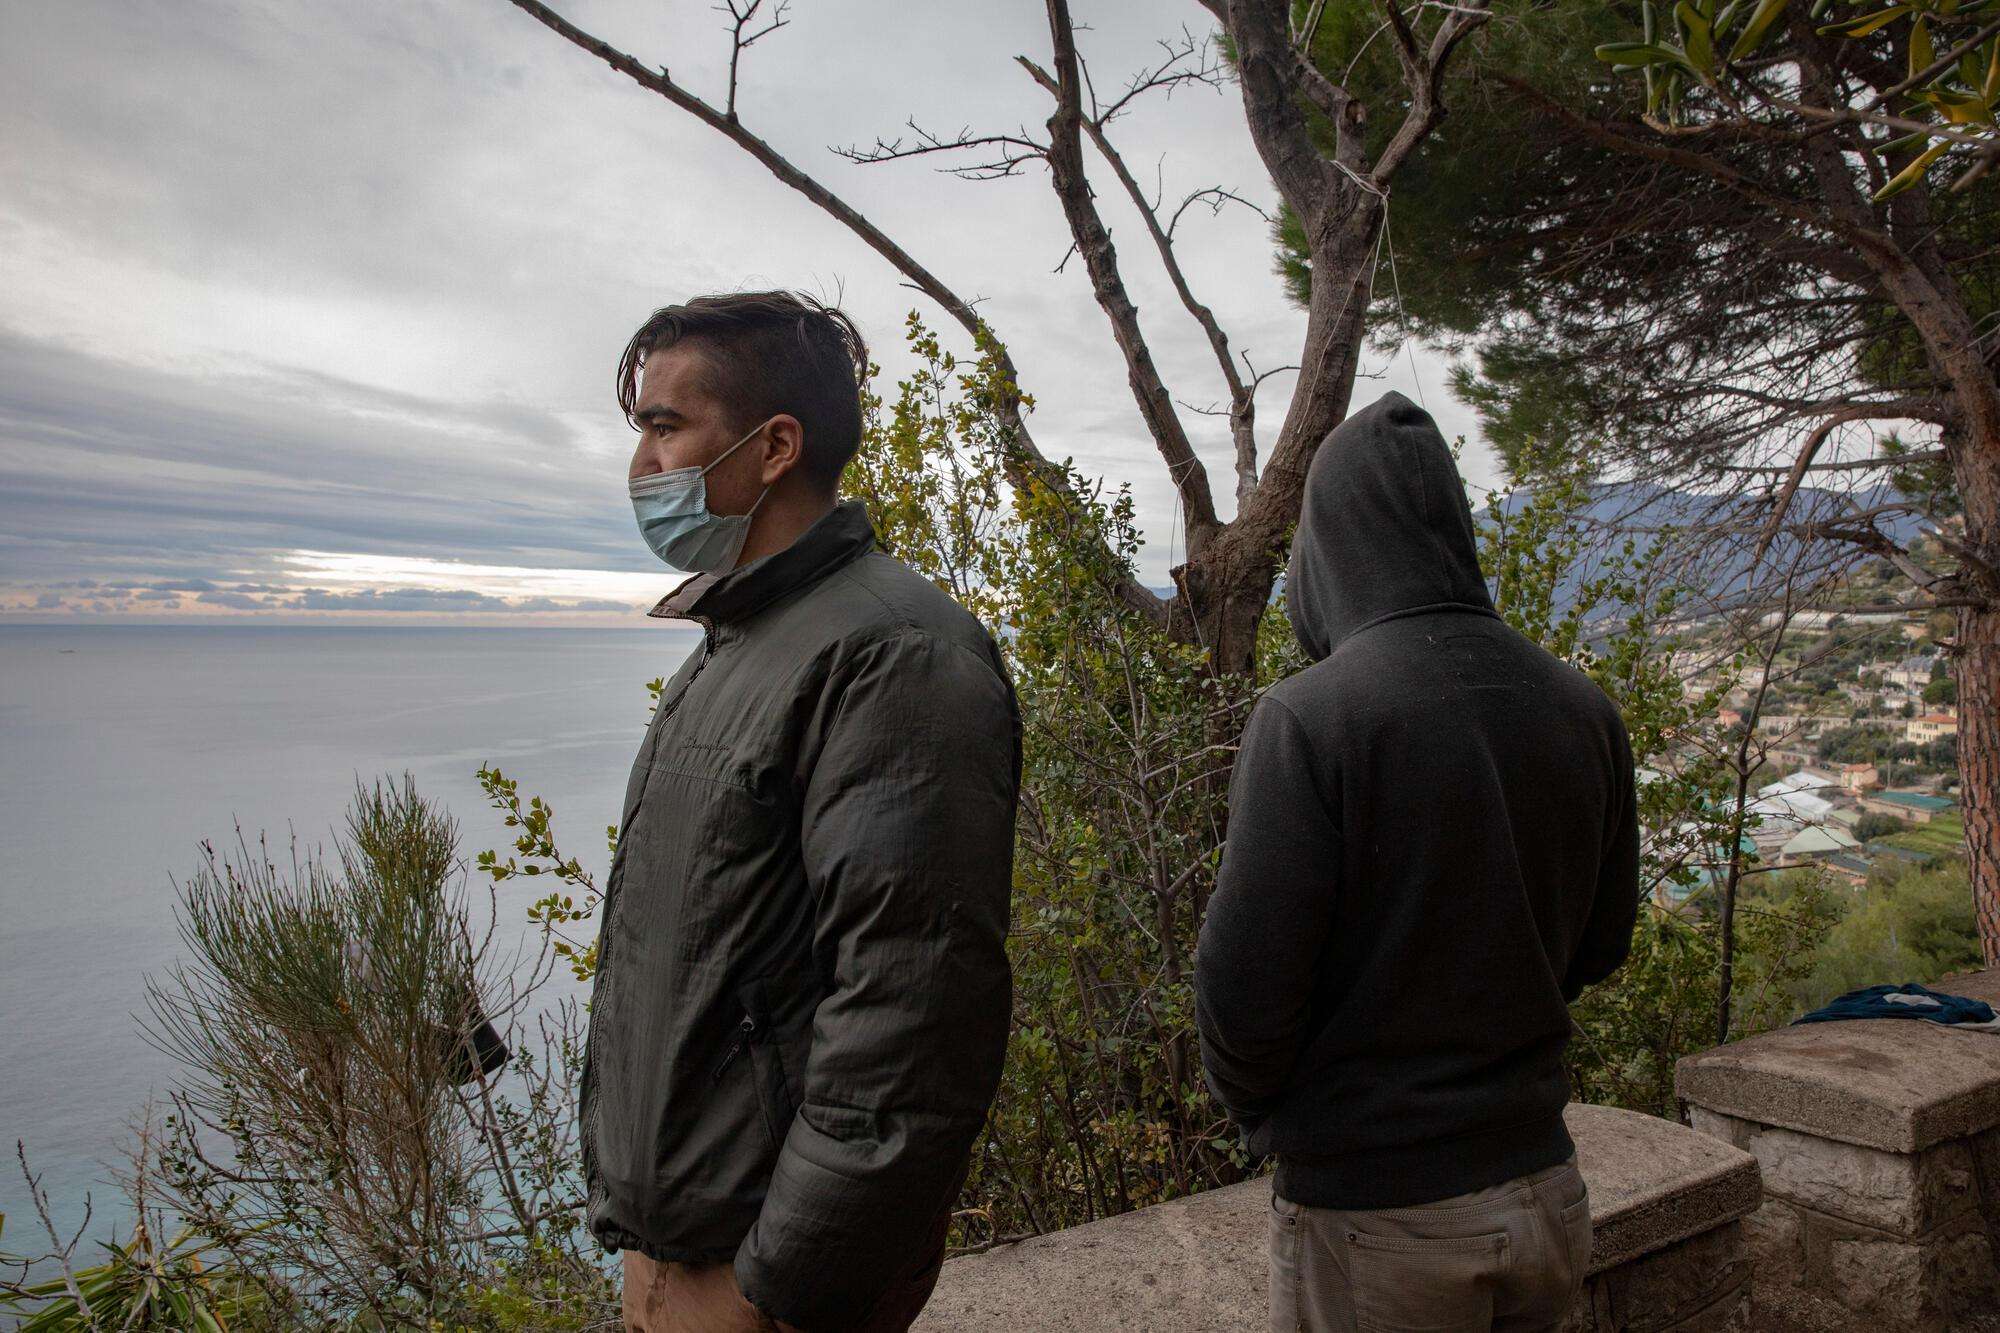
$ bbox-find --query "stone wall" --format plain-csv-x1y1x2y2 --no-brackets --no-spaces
916,1104,1759,1331
1678,966,2000,1330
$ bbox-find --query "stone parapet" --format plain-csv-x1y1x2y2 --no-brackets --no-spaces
916,1103,1757,1331
1677,966,2000,1329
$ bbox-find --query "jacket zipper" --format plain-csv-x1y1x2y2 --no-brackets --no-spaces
597,616,716,979
712,1013,758,1079
584,616,720,1157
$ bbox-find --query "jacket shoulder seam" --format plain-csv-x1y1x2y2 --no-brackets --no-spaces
825,567,998,672
830,561,924,634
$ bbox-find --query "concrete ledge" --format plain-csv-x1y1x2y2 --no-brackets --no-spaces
1675,968,2000,1154
917,1176,1266,1331
916,1103,1757,1331
1571,1102,1760,1274
1678,968,2000,1328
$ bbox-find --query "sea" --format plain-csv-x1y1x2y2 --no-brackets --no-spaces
0,623,703,1258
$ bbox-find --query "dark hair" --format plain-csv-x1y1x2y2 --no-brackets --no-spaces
617,289,870,494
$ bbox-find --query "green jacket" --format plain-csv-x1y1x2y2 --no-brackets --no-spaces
581,499,1020,1329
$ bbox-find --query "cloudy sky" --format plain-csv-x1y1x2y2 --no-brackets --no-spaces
0,0,1490,626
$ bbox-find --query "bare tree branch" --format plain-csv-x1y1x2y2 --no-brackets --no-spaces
1750,397,1955,568
719,0,790,122
1034,0,1221,548
1020,45,1263,507
833,119,1049,180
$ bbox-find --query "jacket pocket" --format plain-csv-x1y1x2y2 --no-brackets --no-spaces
731,976,805,1153
647,740,758,791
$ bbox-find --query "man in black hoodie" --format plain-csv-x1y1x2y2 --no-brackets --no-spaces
1194,392,1639,1332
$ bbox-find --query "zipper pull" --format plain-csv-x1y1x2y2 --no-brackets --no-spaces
712,1014,758,1080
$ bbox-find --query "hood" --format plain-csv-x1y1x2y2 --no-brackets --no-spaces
1286,391,1495,662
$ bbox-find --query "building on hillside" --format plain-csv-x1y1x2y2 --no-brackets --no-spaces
1904,713,1958,745
1767,744,1817,769
1836,762,1879,791
1864,840,1944,869
1818,851,1875,885
1760,770,1842,799
1885,655,1937,691
1754,609,1907,629
1856,789,1958,824
1660,832,1761,908
1778,824,1861,866
1747,786,1837,853
1755,713,1805,738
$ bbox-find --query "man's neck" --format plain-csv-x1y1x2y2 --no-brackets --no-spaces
732,492,837,569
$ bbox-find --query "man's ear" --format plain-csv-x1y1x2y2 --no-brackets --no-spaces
758,415,805,486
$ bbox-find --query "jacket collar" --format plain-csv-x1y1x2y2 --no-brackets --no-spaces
648,499,876,627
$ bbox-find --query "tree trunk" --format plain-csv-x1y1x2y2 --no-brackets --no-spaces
1171,543,1279,677
1169,199,1386,677
1788,30,2000,963
1963,597,2000,967
1951,432,2000,965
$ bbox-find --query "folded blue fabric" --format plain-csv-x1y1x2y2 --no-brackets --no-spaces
1793,982,1996,1027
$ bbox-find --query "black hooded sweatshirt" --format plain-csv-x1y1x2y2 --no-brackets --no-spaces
1193,391,1639,1210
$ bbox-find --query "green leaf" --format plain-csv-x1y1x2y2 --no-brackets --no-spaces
1909,16,1933,81
1934,91,1995,124
1679,1,1717,72
1873,137,1951,199
1873,128,1932,154
1730,0,1792,59
1596,40,1691,68
1818,6,1909,37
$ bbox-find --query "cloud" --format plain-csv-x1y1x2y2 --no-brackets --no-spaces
0,0,1493,623
0,324,649,599
283,587,512,612
194,590,262,610
514,596,637,613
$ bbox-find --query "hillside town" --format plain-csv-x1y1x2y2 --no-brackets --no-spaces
1653,552,1967,905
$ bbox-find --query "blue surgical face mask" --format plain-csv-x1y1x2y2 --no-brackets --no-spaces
628,417,775,573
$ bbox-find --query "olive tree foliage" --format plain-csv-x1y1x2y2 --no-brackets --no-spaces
1793,858,1984,1007
141,778,612,1331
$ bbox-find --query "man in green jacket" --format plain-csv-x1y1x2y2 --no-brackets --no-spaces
585,290,1021,1332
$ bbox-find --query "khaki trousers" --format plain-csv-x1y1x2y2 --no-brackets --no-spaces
620,1203,953,1333
1268,1153,1590,1333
